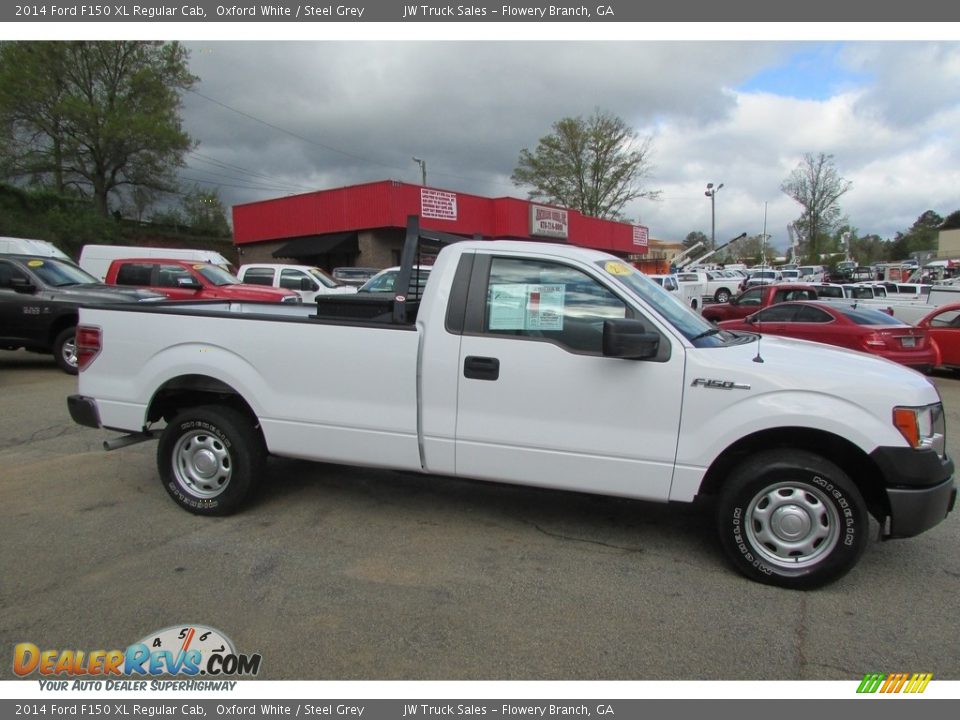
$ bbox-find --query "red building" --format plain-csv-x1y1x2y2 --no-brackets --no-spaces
232,180,650,271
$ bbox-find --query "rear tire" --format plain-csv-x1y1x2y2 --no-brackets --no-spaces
157,405,265,516
53,326,78,375
716,449,868,589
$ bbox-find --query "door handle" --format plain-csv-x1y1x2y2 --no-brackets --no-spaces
464,355,500,381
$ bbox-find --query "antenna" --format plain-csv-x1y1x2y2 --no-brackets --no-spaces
753,202,768,363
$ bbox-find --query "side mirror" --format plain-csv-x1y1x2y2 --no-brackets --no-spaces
10,277,36,294
176,277,202,291
300,278,317,292
602,319,660,360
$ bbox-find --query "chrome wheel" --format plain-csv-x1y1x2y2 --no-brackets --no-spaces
61,337,78,368
745,481,840,570
171,429,233,499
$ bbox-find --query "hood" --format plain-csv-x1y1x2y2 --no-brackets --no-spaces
47,284,164,303
690,332,940,408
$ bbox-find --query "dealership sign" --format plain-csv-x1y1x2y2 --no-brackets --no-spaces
530,205,568,239
632,225,649,248
420,189,458,220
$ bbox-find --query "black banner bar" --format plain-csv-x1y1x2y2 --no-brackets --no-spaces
3,0,960,23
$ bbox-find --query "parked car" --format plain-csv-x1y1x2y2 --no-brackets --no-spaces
916,303,960,371
238,263,357,303
80,245,235,281
358,265,432,296
105,258,299,303
718,301,936,372
797,265,827,283
0,253,163,373
332,267,379,287
701,283,819,323
651,273,705,310
740,269,782,291
0,236,73,262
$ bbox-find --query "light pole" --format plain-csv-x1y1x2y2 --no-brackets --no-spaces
412,157,427,186
704,182,724,250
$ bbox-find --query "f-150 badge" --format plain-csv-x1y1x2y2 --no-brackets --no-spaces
691,378,751,390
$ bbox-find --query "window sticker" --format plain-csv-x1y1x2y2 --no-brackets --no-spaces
27,260,44,268
604,261,633,276
489,284,565,331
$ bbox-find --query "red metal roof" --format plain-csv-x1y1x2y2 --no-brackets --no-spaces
232,180,648,255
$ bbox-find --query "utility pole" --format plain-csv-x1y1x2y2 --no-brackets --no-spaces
705,182,724,250
412,157,427,186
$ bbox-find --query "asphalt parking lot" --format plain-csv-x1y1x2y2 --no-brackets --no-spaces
1,347,959,681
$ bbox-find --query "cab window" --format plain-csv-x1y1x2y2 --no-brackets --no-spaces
484,257,629,354
242,268,275,286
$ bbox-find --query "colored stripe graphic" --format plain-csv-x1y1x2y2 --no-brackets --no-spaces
857,673,932,694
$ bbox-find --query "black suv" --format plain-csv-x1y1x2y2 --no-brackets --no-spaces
0,253,163,374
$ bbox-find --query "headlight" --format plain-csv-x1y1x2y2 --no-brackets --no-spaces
893,403,946,457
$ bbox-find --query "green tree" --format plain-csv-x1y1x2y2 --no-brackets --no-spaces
780,153,852,262
182,187,231,237
940,210,960,230
889,210,943,260
511,109,660,221
0,41,196,218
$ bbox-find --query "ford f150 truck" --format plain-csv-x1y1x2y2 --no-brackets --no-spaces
67,218,956,589
0,253,163,373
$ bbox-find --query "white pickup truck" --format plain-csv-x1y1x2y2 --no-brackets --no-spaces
67,218,955,589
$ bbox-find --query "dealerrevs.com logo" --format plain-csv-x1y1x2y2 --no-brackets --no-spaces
857,673,933,694
13,625,261,690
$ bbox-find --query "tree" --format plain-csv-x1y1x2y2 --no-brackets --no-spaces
780,153,852,262
890,210,943,260
511,109,660,221
940,210,960,230
182,187,231,237
0,41,196,218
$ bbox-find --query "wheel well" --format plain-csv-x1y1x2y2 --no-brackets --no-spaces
147,374,258,426
698,427,891,522
47,314,78,346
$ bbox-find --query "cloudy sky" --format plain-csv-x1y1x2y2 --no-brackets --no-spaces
172,38,960,250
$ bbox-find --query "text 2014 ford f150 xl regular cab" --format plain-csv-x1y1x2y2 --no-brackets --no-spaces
67,218,956,589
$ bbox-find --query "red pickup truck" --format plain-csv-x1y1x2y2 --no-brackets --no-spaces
701,283,818,322
105,258,299,303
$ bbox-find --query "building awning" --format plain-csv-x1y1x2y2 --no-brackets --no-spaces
272,232,359,259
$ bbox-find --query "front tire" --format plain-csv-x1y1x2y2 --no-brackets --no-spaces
157,405,265,516
715,288,731,303
716,450,868,589
53,326,78,375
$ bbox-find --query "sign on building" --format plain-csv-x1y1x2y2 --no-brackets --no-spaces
632,225,649,249
421,189,458,220
530,205,568,239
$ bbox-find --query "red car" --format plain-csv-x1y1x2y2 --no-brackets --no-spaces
916,302,960,370
718,301,936,372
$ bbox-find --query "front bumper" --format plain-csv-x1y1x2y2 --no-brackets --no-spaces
870,446,956,538
67,394,101,429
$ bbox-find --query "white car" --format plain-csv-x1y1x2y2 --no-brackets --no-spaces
238,263,357,303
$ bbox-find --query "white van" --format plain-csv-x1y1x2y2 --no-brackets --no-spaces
0,236,73,262
238,263,358,303
79,245,235,281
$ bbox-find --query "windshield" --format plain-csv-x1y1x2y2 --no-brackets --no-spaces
594,260,735,347
308,268,339,288
195,264,242,287
26,258,98,287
